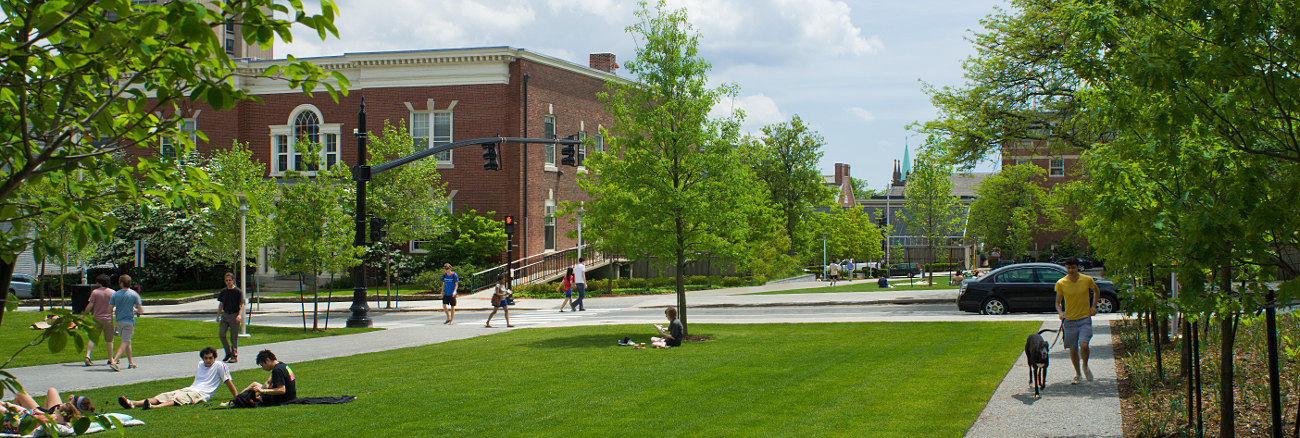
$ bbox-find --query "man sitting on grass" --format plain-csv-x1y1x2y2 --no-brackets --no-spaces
222,349,296,407
650,307,684,348
118,347,235,410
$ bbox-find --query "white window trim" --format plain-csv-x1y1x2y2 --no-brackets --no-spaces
576,131,588,173
1048,157,1065,177
410,109,454,169
543,115,557,171
543,200,557,252
160,118,197,156
268,105,342,176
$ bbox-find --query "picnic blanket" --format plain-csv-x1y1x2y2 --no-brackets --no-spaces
0,413,144,438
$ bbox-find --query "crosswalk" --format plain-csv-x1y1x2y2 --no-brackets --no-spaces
494,308,609,327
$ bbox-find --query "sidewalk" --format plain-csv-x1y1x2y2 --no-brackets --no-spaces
965,320,1123,437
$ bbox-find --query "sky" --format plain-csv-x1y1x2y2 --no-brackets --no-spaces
279,0,1007,192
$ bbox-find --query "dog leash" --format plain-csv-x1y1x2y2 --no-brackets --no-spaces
1048,321,1064,351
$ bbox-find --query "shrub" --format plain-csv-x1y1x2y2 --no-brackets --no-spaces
720,277,744,287
626,278,647,289
649,277,671,287
413,270,443,292
616,278,630,289
685,275,707,286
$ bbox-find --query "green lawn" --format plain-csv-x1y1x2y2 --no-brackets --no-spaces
0,311,379,368
264,286,428,298
65,321,1036,436
139,289,215,300
749,281,959,295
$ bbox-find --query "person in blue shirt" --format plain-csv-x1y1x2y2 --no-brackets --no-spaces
109,275,143,371
441,263,459,325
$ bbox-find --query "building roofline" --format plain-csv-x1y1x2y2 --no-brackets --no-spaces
237,46,631,84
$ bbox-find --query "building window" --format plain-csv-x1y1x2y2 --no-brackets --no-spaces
159,119,197,158
593,133,604,155
268,105,343,176
577,131,586,166
275,135,289,173
411,110,453,164
1049,157,1064,176
225,38,235,56
543,115,556,167
544,201,556,251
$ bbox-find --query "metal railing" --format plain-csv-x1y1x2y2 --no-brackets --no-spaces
468,244,616,292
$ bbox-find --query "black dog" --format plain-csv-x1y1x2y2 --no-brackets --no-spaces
1025,328,1058,397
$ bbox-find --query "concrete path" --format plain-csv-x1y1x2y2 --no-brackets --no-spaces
965,320,1123,438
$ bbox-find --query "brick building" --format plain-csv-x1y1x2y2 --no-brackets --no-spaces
164,46,623,272
999,139,1086,251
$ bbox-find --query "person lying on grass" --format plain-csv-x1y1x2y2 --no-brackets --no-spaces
2,387,92,433
221,349,296,408
650,307,683,349
118,347,236,410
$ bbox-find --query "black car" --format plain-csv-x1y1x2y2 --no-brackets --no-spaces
888,263,920,277
957,263,1120,315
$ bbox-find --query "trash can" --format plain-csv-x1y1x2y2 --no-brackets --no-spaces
70,285,94,314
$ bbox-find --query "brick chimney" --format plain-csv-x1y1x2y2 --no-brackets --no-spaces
833,163,850,186
589,53,618,73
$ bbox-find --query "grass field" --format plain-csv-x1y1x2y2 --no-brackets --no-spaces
0,311,379,368
749,281,959,295
62,321,1036,436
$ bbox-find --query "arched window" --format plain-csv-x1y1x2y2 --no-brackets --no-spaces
293,111,320,170
269,105,341,175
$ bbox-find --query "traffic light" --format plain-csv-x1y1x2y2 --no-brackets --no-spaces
369,217,387,243
560,134,577,166
503,215,515,235
482,143,500,171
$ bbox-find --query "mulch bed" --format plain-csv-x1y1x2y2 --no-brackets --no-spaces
1111,317,1300,437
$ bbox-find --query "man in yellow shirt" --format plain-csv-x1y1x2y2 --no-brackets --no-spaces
1054,257,1100,384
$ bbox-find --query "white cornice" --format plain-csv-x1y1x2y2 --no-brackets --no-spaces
233,46,629,95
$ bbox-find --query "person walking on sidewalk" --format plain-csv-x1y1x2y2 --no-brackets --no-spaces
485,275,515,328
441,263,459,324
1055,257,1101,384
557,267,575,312
216,272,245,363
82,274,116,366
109,275,143,371
571,258,587,311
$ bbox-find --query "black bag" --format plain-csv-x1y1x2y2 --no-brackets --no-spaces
230,389,260,408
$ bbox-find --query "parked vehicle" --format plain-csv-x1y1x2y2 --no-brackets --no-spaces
8,274,36,299
888,263,920,277
957,263,1120,315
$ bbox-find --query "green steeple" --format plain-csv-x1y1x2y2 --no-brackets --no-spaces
902,140,911,179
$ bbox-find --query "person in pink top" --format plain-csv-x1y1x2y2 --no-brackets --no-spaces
82,274,117,366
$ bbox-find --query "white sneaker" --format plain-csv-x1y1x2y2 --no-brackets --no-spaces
1084,367,1094,381
1071,376,1081,385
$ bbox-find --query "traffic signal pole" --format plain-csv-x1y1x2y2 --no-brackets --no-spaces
347,100,581,327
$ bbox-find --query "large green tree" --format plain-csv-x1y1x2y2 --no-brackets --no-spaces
197,142,277,280
749,115,834,258
0,0,347,325
272,144,360,331
810,206,885,263
900,151,961,284
580,0,763,335
966,164,1054,262
367,120,449,244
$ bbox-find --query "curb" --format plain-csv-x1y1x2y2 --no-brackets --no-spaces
639,298,955,309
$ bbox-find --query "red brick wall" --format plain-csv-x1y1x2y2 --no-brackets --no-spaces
183,57,615,262
1000,140,1088,250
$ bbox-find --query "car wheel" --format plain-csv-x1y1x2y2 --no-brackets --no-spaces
1097,295,1119,313
981,297,1008,315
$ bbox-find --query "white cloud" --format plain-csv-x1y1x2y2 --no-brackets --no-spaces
281,0,537,58
848,107,876,122
713,94,785,132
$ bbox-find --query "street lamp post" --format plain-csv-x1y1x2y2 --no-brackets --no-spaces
822,232,827,270
237,193,251,338
576,205,585,260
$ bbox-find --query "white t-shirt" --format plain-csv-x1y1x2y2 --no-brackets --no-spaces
185,360,232,400
573,263,587,284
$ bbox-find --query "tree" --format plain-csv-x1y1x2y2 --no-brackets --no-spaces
967,164,1054,262
271,145,359,331
366,120,449,244
900,150,961,284
580,0,762,336
810,207,885,263
748,115,835,257
851,177,882,202
0,0,347,326
197,142,277,280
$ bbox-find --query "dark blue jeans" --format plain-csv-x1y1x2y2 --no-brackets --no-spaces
572,283,586,310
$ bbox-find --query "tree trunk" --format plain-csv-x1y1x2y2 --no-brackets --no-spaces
675,217,687,337
1195,321,1204,436
1185,319,1194,429
0,258,14,327
311,271,319,331
1220,313,1237,438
